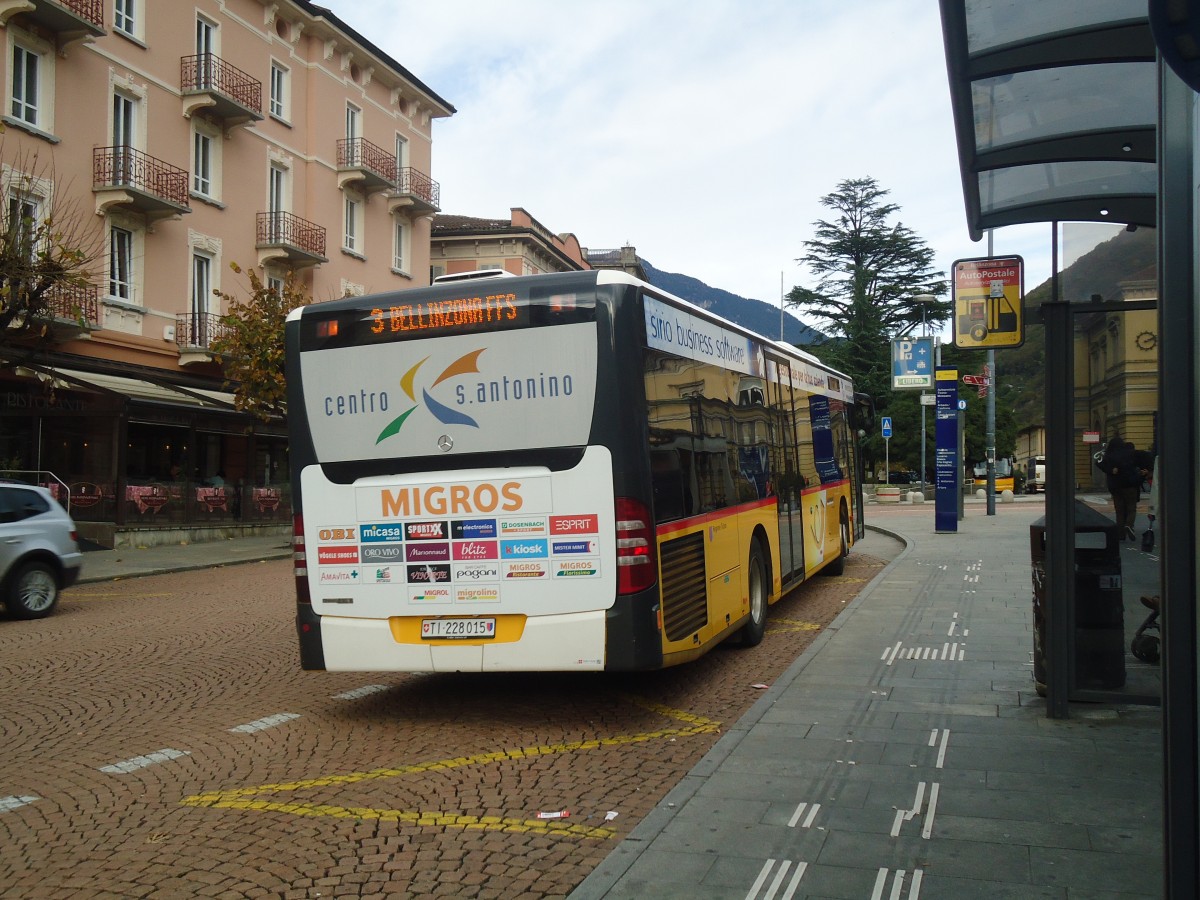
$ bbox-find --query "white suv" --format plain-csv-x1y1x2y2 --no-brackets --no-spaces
0,484,83,619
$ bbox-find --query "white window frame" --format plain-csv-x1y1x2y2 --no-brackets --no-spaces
345,103,361,141
7,29,53,135
266,273,284,297
343,192,362,255
391,217,407,274
108,224,136,304
191,120,220,201
269,61,288,120
191,251,212,319
395,134,408,172
114,0,142,42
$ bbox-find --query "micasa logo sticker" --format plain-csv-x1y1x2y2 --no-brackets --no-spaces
376,350,483,444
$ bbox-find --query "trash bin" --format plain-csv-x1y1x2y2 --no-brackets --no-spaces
1030,500,1126,695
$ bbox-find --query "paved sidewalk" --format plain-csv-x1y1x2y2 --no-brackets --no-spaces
572,503,1163,899
76,531,292,583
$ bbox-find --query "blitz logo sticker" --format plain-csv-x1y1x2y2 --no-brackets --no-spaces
406,521,448,541
550,515,598,535
318,546,360,566
360,544,404,563
503,561,547,579
554,559,600,578
551,540,596,555
406,542,450,562
452,519,498,539
360,523,405,543
407,564,451,584
455,585,500,603
453,562,501,582
453,540,498,560
317,567,360,584
501,539,548,559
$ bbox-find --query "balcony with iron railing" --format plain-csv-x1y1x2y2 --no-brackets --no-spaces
0,0,105,43
175,311,230,353
180,53,263,126
93,146,190,222
388,167,441,216
255,211,327,268
45,282,100,337
336,137,397,194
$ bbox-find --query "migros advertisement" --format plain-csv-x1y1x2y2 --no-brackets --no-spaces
300,446,618,620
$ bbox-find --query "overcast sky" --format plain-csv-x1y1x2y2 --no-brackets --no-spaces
344,1,1084,329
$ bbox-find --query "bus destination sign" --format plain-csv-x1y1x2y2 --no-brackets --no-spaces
369,291,525,338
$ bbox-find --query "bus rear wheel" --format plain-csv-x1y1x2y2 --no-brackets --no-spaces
737,541,768,647
821,517,849,577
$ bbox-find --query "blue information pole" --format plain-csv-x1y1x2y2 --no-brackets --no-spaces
934,368,959,533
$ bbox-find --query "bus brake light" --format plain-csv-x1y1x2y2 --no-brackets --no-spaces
615,497,656,595
293,513,311,604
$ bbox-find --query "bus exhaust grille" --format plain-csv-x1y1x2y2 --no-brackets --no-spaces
659,532,707,642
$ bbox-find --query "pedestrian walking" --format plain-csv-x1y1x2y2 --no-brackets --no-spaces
1096,437,1141,540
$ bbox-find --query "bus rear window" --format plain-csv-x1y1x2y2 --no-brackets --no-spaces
299,285,596,351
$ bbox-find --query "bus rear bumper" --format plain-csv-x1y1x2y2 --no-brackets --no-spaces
315,610,608,672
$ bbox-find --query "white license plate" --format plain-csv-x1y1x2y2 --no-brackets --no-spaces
421,617,496,640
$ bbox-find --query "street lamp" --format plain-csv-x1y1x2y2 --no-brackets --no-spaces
913,294,937,497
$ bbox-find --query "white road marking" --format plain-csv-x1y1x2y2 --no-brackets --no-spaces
229,712,301,733
872,867,925,900
0,795,38,813
746,859,807,900
787,801,821,828
99,748,190,774
332,684,389,700
934,729,950,768
921,782,940,839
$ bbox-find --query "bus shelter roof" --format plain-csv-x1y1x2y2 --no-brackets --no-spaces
939,0,1157,241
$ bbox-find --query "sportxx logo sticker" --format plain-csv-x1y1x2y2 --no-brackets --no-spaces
376,350,485,444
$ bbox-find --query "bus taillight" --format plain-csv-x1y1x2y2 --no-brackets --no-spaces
615,497,656,595
293,513,311,604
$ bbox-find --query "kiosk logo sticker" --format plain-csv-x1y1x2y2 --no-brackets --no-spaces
376,351,484,444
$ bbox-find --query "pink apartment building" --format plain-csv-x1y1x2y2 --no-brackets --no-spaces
0,0,453,546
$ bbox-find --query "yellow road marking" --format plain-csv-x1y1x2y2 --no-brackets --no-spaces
768,618,823,633
181,697,720,839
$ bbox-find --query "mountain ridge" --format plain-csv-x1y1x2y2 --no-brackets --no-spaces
641,260,822,345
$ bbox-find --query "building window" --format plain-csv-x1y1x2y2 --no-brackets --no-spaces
267,274,284,296
395,134,407,170
269,62,288,120
114,0,138,39
345,103,360,141
193,129,212,197
109,226,134,302
6,190,40,254
392,219,406,272
191,252,211,318
343,193,361,254
11,43,39,127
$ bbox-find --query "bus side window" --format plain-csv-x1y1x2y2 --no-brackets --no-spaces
651,448,686,522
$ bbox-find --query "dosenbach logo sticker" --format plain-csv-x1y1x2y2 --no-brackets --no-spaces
376,350,484,444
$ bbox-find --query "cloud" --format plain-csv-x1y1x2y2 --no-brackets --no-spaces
344,1,1054,306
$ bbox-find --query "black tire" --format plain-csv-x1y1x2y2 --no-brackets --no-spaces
737,541,768,647
821,516,850,577
7,560,59,619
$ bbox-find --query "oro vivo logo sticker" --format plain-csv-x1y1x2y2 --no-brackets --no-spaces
376,350,484,444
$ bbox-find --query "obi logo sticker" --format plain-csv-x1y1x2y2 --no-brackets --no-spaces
376,350,484,444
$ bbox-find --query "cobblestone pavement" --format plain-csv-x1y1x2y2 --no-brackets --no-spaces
0,542,895,899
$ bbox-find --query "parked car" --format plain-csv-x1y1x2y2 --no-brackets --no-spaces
0,484,83,619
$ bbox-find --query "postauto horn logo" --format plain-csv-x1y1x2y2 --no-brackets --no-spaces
376,350,483,444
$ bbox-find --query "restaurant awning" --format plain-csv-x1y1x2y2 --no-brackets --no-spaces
939,0,1157,240
32,367,240,412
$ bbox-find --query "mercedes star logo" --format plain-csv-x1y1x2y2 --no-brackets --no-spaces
437,434,454,452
